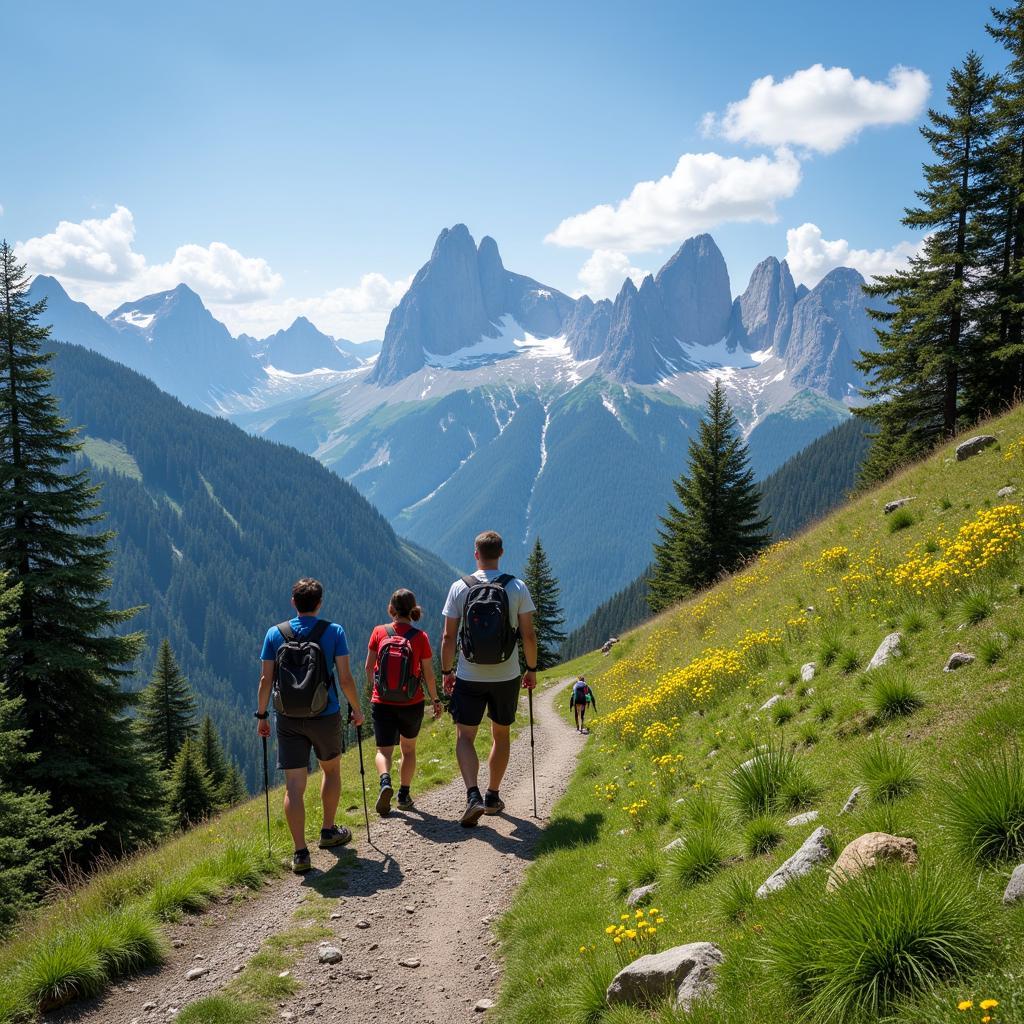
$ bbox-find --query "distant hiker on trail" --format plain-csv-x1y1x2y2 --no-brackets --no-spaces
256,578,365,873
441,530,538,827
569,676,596,733
365,588,442,816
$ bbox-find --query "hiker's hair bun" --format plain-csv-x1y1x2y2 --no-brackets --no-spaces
389,588,420,621
409,605,422,621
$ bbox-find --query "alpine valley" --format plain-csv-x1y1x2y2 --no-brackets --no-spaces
32,225,878,625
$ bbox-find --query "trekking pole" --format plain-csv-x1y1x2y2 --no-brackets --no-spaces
353,709,371,842
528,688,538,818
261,735,272,859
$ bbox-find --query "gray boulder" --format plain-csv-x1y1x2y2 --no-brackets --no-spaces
786,810,819,827
841,786,863,814
663,837,686,853
1003,865,1024,905
756,827,833,898
884,497,916,514
868,633,903,670
626,883,657,908
317,944,343,965
759,694,784,712
956,435,997,461
998,485,1017,499
944,652,976,672
800,663,817,682
606,942,724,1011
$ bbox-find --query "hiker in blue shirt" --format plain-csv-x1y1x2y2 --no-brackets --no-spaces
256,577,365,873
569,676,596,733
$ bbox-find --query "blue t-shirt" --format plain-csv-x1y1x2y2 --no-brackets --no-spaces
261,615,348,717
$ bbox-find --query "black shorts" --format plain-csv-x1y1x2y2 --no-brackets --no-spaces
371,701,425,747
450,676,521,727
276,711,342,771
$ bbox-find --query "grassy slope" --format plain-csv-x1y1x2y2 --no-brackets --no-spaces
0,714,499,1022
503,408,1024,1024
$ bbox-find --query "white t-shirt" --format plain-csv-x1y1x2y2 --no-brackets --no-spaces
442,569,536,682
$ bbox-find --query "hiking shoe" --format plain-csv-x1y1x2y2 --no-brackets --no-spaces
483,791,505,816
317,825,352,849
397,791,415,811
291,849,312,873
375,782,394,817
460,792,486,828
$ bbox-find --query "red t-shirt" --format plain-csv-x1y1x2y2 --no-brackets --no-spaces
368,622,433,705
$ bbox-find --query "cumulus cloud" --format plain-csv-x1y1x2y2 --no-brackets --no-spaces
546,148,801,252
17,205,407,341
707,64,930,154
576,249,648,300
785,222,923,286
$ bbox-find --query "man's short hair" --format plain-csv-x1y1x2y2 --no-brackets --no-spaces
292,577,323,613
475,530,504,560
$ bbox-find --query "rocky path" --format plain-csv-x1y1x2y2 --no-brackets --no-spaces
54,683,582,1024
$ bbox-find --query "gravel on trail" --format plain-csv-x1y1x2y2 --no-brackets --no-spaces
51,682,583,1023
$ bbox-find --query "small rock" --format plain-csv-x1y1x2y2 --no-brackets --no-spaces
827,832,918,891
606,942,723,1011
399,957,421,968
143,1003,157,1012
998,485,1017,498
278,970,290,978
171,939,185,949
786,811,819,827
841,786,863,814
330,912,343,920
944,651,976,672
884,497,916,514
474,998,495,1012
800,663,817,682
185,967,210,981
356,919,371,929
868,632,903,670
1003,864,1024,905
956,435,997,461
662,837,686,853
317,944,343,965
280,1013,297,1023
232,964,244,974
757,828,833,898
759,694,783,712
626,883,657,908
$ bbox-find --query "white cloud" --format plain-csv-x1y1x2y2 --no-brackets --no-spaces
16,206,408,340
785,222,922,286
576,249,648,300
546,149,801,252
707,64,930,155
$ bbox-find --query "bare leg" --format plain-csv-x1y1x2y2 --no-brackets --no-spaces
398,735,417,787
375,746,394,777
487,721,511,791
283,768,308,849
319,756,341,830
455,723,480,790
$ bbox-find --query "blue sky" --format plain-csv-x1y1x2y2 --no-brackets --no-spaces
2,0,1004,339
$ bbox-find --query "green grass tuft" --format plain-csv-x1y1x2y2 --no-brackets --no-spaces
940,749,1024,863
716,874,758,923
15,931,106,1012
743,814,784,857
178,995,268,1023
771,700,795,726
859,738,922,804
868,671,924,722
726,741,815,817
666,827,728,886
888,508,915,532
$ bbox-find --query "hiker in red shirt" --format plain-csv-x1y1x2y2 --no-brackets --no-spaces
365,588,442,816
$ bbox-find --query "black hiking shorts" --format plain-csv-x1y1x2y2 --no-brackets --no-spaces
371,701,425,747
276,711,342,771
450,676,521,727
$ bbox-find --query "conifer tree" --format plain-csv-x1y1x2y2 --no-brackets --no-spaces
136,640,198,770
197,713,227,793
0,242,163,854
649,382,769,611
219,760,248,807
856,54,996,481
166,737,217,829
521,537,566,670
0,573,84,934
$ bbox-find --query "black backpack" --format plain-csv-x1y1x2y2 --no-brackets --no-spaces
272,620,332,717
459,573,519,665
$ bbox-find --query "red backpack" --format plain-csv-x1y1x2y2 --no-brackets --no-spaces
373,625,422,704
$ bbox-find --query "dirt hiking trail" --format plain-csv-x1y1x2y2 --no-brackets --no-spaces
54,682,583,1023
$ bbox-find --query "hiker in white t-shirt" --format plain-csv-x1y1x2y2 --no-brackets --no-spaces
441,530,537,827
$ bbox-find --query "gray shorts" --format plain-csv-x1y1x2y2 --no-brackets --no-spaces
276,711,342,770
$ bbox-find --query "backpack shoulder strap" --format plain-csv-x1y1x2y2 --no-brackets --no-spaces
495,573,515,588
461,574,479,590
277,621,295,642
384,625,397,638
310,619,331,644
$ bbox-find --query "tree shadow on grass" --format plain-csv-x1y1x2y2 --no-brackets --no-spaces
536,811,604,854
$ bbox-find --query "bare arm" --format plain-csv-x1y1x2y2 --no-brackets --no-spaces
441,616,460,695
256,661,274,736
364,647,376,688
519,612,538,689
335,654,364,725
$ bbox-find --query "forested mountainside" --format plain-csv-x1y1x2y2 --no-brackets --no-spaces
48,342,453,787
561,415,871,660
